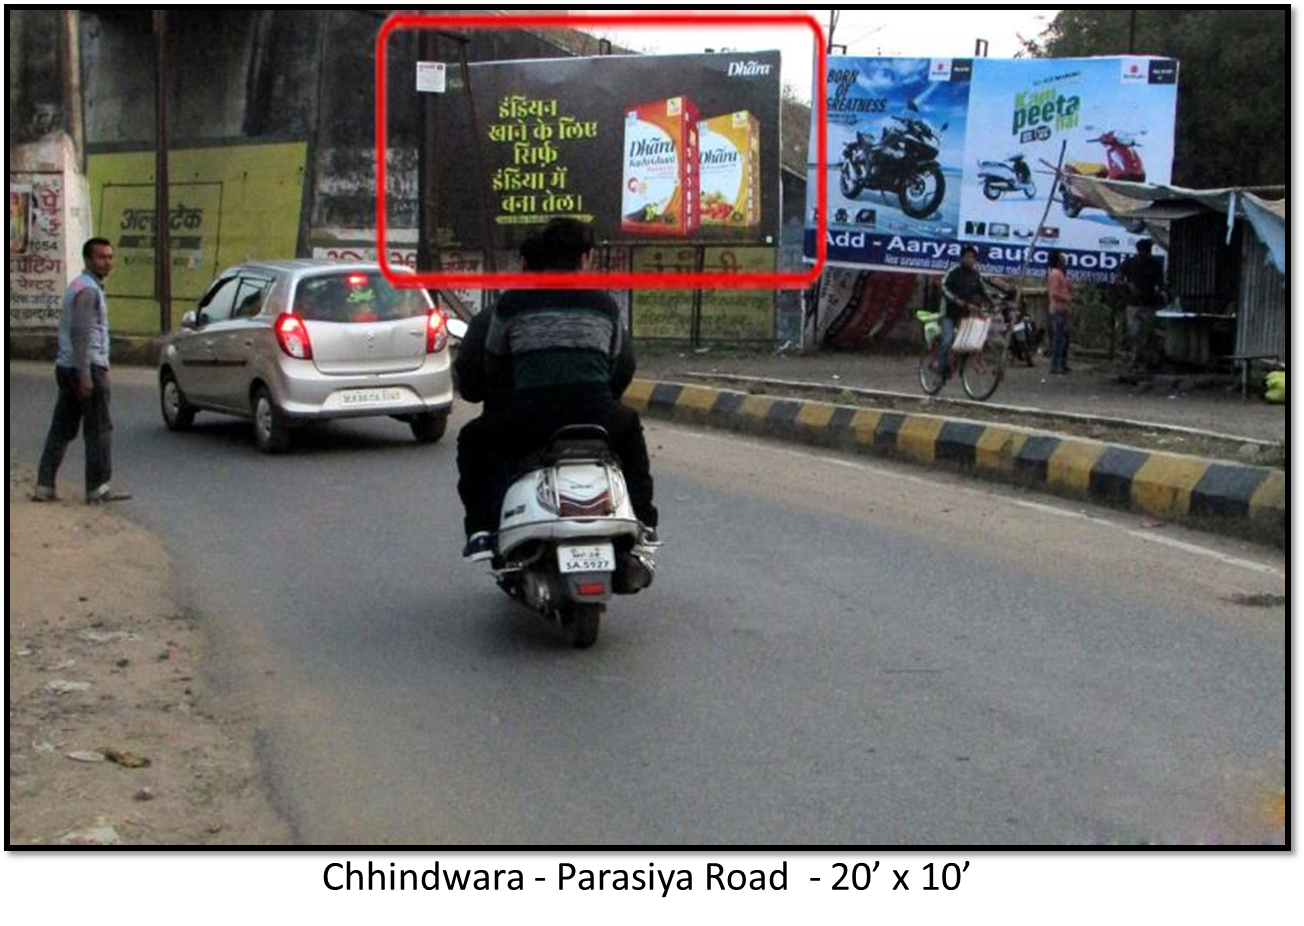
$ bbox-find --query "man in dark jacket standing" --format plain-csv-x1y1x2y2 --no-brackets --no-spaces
454,219,654,561
1119,238,1166,369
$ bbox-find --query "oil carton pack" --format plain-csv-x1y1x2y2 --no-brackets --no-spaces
621,96,700,237
698,110,761,229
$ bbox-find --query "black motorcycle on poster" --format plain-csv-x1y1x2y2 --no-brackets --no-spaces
838,101,949,220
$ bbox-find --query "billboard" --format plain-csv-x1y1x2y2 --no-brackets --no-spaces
435,51,783,250
804,56,1179,281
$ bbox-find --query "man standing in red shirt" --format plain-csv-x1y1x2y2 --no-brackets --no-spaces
1047,251,1072,376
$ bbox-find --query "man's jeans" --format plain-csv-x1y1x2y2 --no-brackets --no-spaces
37,365,112,494
1049,311,1071,372
936,316,957,376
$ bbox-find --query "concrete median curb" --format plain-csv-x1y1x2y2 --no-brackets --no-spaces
626,379,1286,548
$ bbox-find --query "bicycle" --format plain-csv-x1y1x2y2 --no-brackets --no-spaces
916,307,1006,401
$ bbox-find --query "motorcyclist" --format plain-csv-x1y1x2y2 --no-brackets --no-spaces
454,218,657,561
936,245,987,378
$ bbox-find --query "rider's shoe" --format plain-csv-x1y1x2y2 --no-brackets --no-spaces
462,531,495,562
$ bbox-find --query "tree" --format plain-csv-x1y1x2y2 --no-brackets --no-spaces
1026,8,1286,188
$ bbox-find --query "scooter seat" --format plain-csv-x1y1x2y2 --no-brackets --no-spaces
513,425,617,476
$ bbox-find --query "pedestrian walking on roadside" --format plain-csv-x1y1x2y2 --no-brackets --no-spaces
1119,238,1166,370
1047,251,1072,375
32,237,132,504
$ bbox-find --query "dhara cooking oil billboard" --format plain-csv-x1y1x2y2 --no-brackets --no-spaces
436,51,781,248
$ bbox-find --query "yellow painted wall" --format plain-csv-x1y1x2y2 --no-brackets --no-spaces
87,142,307,335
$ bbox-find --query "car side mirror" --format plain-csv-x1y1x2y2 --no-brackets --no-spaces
446,317,469,343
181,310,198,329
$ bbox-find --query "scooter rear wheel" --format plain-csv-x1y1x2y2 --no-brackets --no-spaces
567,603,602,649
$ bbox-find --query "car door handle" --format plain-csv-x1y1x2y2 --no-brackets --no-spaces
243,339,254,347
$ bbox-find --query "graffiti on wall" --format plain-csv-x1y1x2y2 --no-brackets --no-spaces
8,176,67,327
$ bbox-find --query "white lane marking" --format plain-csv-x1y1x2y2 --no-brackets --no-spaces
1006,497,1116,526
655,423,1285,580
1126,531,1285,578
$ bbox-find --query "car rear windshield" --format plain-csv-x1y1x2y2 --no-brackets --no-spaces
292,271,429,323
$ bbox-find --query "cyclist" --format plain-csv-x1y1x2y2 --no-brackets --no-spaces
936,245,988,379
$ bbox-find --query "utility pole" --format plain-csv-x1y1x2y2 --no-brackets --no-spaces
59,10,85,172
153,9,172,333
827,9,839,53
1127,10,1138,53
417,28,441,276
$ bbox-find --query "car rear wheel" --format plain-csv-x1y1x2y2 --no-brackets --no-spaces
410,411,448,444
251,385,292,454
160,370,196,431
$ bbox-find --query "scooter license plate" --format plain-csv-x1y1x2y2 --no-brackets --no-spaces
557,543,615,574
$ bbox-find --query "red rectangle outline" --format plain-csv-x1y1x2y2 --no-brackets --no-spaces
374,11,827,290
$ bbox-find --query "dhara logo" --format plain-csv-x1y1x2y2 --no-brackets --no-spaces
728,60,773,77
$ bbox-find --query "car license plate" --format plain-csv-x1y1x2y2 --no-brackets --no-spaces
340,387,404,407
557,543,615,574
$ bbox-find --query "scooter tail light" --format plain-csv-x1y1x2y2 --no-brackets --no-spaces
558,490,613,519
576,583,607,597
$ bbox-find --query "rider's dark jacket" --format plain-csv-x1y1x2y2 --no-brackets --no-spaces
453,291,635,416
941,263,986,321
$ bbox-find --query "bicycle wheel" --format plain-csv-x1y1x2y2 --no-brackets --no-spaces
960,342,1005,401
918,347,946,395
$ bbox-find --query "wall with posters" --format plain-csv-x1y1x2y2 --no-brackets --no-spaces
86,141,306,334
805,55,1178,282
631,246,776,341
9,135,93,329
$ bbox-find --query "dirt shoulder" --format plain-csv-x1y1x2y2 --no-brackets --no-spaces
7,465,288,846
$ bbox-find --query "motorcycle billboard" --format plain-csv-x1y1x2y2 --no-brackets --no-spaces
435,51,783,250
804,56,1179,281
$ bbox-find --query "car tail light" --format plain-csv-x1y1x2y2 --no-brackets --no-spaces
426,309,448,353
275,313,313,360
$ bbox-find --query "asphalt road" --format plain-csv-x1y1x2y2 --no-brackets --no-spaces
7,361,1287,845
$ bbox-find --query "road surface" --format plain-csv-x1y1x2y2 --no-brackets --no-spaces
7,361,1286,845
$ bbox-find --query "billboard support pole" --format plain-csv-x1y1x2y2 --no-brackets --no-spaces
1014,140,1067,311
691,247,706,348
457,43,497,277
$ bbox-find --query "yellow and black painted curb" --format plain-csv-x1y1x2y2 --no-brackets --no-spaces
625,379,1286,548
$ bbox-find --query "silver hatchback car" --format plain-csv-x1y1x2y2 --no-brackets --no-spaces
158,260,453,452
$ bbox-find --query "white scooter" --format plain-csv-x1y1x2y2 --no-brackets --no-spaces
492,424,656,648
443,316,656,648
977,153,1037,201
